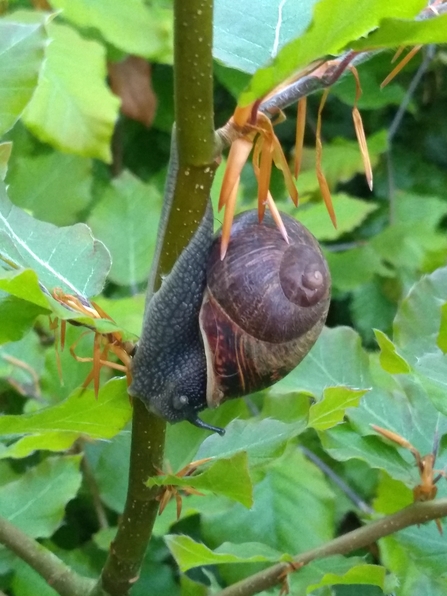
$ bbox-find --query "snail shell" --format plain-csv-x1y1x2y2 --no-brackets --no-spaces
130,202,330,434
200,210,330,408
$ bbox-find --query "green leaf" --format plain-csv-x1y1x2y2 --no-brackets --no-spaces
351,279,396,346
320,424,414,485
10,559,57,596
239,0,426,105
213,0,316,74
272,327,371,398
0,332,45,393
195,418,305,469
438,302,447,353
94,295,145,338
353,13,447,51
380,525,447,595
298,194,378,241
0,455,82,537
394,192,447,228
87,431,131,513
0,269,131,342
0,269,51,308
164,399,251,472
261,391,310,424
373,471,413,515
6,151,92,226
305,562,386,593
394,267,447,416
374,329,411,374
148,451,253,508
0,18,47,135
395,267,447,356
0,181,111,298
308,387,367,431
165,535,287,572
274,326,445,462
48,0,173,62
0,378,131,455
287,556,386,594
325,244,392,293
0,142,12,180
180,575,208,596
371,222,447,271
87,171,161,286
22,23,120,162
201,449,335,562
93,526,118,551
0,292,47,343
0,432,80,460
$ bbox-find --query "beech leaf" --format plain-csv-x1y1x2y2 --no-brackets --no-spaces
0,181,111,298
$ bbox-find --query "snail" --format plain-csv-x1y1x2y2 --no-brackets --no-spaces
129,141,331,435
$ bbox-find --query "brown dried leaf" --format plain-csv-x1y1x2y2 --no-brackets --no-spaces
353,107,373,190
220,180,239,260
294,97,307,179
371,425,414,451
257,139,273,221
381,45,422,88
316,90,336,227
349,67,373,190
218,137,253,211
108,56,157,127
31,0,51,8
266,193,289,244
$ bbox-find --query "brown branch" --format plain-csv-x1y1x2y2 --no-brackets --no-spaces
81,453,109,531
95,403,166,596
217,498,447,596
0,515,94,596
93,2,217,596
217,1,447,147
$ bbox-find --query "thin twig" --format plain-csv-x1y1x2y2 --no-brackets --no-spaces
81,454,109,531
216,2,447,148
299,446,374,514
217,498,447,596
0,515,94,596
386,45,436,223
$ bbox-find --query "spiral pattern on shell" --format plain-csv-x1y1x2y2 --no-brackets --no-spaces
199,210,331,407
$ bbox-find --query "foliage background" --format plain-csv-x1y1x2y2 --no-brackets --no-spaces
1,0,447,595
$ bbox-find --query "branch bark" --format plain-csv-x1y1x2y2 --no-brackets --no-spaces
217,1,447,147
95,2,217,595
0,515,94,596
217,498,447,596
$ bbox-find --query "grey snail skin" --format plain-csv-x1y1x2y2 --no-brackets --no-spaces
129,136,331,436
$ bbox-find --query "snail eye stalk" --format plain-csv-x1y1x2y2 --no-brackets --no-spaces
187,414,225,436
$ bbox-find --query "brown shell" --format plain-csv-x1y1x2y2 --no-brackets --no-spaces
199,210,331,408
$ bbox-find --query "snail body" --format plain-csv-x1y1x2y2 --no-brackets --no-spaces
129,200,331,435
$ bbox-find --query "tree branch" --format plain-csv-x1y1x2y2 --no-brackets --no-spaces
0,515,94,596
94,2,217,595
96,403,166,596
155,0,217,284
217,2,447,147
217,498,447,596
